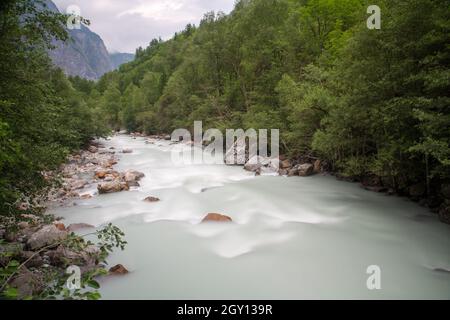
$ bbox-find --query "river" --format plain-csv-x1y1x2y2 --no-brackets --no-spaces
48,134,450,299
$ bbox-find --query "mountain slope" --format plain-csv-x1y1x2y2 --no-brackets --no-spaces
44,0,132,80
110,53,135,70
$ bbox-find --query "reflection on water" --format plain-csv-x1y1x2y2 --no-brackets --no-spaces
49,135,450,299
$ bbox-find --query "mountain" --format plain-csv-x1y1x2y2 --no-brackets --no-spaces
110,53,135,70
43,0,133,80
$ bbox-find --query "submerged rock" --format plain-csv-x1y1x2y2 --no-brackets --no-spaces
143,196,160,202
201,213,233,223
109,264,129,275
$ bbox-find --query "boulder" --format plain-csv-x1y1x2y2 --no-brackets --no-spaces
27,225,68,250
9,267,45,299
52,221,66,231
280,159,292,169
18,221,30,230
244,156,279,174
47,245,99,271
201,213,233,223
67,223,95,232
109,264,129,275
95,171,108,179
20,251,44,268
122,149,133,154
288,168,299,177
97,181,129,194
143,196,160,203
313,160,322,173
124,170,145,184
244,156,269,172
298,163,314,177
0,243,24,265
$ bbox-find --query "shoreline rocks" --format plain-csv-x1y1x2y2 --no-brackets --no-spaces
27,225,69,250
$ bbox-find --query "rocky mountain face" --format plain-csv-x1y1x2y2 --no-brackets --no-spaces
43,0,133,80
110,53,135,70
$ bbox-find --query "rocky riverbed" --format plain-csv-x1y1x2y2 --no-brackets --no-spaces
0,137,138,299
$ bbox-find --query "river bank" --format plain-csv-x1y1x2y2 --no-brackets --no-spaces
0,137,131,299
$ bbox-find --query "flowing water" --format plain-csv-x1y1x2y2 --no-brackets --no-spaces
49,135,450,299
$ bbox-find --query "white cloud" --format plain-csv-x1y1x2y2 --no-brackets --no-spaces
53,0,235,53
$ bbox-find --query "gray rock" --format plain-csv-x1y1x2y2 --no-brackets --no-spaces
0,243,24,265
98,181,129,194
124,170,145,184
10,267,45,299
298,164,314,177
143,196,160,202
20,251,44,268
244,156,269,172
27,225,68,250
67,223,95,232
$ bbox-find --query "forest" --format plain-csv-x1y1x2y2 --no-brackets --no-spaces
0,0,449,216
91,0,450,219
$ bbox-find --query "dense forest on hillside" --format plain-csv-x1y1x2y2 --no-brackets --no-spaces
0,0,107,214
89,0,450,220
0,0,449,222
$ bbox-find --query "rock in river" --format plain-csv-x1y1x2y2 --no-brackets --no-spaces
97,181,129,194
124,170,145,185
201,213,233,223
109,264,129,275
143,196,160,202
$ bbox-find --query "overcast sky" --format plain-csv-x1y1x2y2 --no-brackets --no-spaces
53,0,235,53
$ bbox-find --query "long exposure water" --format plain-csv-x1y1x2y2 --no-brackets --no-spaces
49,135,450,299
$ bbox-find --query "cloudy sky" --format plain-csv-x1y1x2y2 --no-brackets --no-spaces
53,0,235,53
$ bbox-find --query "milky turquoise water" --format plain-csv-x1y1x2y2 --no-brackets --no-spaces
49,135,450,299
